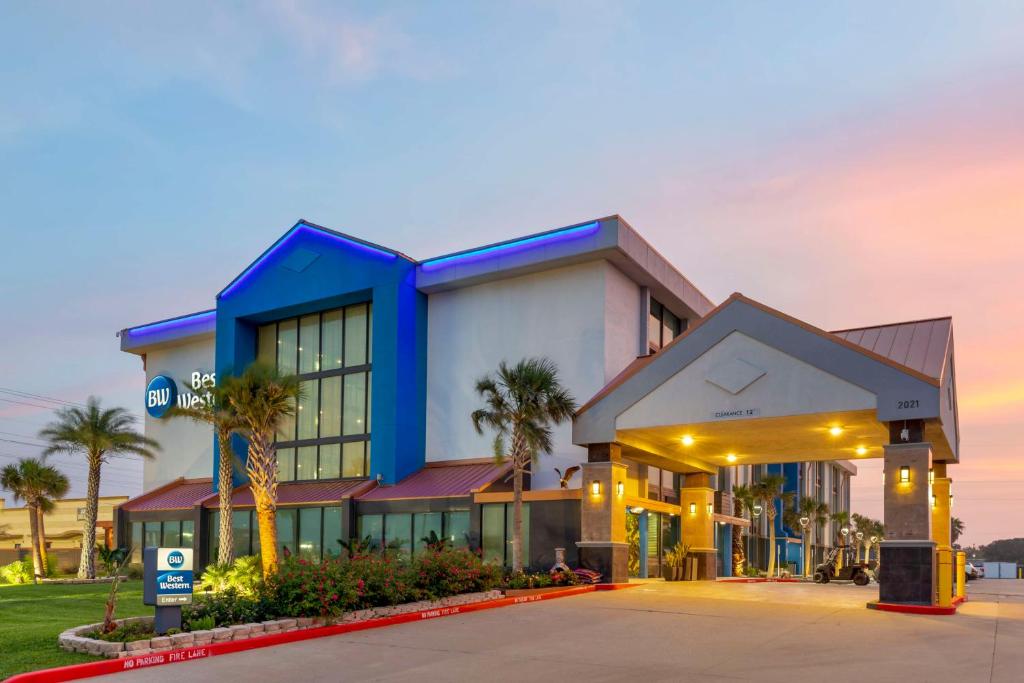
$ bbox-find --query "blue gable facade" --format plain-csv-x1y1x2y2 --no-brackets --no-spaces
213,221,427,487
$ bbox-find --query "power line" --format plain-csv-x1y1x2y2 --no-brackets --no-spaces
0,387,89,409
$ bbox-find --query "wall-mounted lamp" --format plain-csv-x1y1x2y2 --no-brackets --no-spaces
899,466,910,484
591,480,601,496
688,502,697,515
932,494,937,508
753,503,763,517
949,493,954,508
616,481,624,497
929,469,935,484
707,503,714,516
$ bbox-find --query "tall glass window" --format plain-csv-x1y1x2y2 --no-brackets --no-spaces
480,503,529,567
256,302,373,482
648,297,686,352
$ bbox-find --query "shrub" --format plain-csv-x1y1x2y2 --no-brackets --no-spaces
182,588,276,627
199,556,263,595
347,553,417,608
267,556,357,619
0,559,33,584
87,621,154,643
504,569,579,590
125,563,144,580
412,548,502,600
185,615,216,632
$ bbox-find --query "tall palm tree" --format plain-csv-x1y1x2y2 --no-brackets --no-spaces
750,474,793,577
472,358,576,572
830,510,850,568
39,397,159,578
1,458,70,581
851,513,870,562
731,484,755,574
951,517,965,546
860,518,884,562
219,362,301,578
793,497,829,576
168,377,243,565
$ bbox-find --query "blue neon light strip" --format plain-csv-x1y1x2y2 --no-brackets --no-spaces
419,221,601,271
219,224,398,299
126,310,216,337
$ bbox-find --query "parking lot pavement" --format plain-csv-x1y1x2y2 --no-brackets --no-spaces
94,579,1024,683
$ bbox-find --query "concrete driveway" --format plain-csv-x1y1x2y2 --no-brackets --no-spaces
94,579,1024,683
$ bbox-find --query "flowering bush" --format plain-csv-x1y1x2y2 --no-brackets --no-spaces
412,548,502,600
504,569,580,589
267,557,358,618
182,587,276,627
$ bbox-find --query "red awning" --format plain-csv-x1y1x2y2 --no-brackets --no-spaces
119,478,213,512
357,459,511,501
204,479,375,508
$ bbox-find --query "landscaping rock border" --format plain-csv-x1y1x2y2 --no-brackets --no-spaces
58,590,504,659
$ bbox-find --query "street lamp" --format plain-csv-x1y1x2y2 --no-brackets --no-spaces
753,503,763,517
856,531,864,541
799,516,809,529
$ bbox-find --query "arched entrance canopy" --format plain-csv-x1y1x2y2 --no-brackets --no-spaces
573,294,959,473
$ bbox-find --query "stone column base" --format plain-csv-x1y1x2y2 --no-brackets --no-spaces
879,540,936,605
577,542,628,584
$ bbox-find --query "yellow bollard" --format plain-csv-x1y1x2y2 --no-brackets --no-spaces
936,546,953,608
956,551,966,600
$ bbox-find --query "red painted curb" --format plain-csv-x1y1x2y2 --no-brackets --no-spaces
595,582,639,590
866,600,958,616
7,585,598,683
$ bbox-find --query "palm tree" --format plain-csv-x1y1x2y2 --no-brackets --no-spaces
472,358,576,572
0,458,70,580
219,362,301,579
860,518,884,561
39,397,159,579
830,510,850,568
168,378,243,565
750,474,793,577
731,484,755,574
951,517,965,546
851,513,871,562
794,496,829,576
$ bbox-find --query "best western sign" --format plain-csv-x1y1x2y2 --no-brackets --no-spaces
145,371,216,418
152,548,193,606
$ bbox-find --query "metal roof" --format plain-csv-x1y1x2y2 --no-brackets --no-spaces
832,317,951,381
119,478,213,512
205,479,375,508
357,459,511,501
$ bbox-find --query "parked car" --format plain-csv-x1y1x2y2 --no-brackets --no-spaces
966,563,981,580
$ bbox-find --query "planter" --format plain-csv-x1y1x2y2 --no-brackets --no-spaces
504,586,576,597
664,566,684,581
58,590,505,660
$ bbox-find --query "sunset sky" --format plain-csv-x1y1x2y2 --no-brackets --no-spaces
1,2,1021,546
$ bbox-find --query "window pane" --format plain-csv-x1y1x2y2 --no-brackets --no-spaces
276,396,296,442
251,512,260,553
257,324,276,367
162,520,181,547
209,511,220,562
344,304,368,367
366,303,372,363
323,507,342,559
277,448,295,482
298,508,322,560
366,371,371,433
481,505,504,565
296,446,317,481
181,520,195,548
321,310,343,369
444,511,470,549
319,376,341,437
357,514,383,550
277,319,297,374
277,508,296,557
232,511,251,559
414,512,443,552
298,314,320,374
297,380,318,439
342,441,365,478
319,443,341,479
143,522,160,549
343,372,367,435
384,513,411,552
131,523,143,562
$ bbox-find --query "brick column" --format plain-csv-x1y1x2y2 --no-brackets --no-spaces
680,473,717,579
931,462,953,607
880,442,935,605
577,443,628,583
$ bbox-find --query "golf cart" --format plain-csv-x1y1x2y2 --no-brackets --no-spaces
813,545,872,586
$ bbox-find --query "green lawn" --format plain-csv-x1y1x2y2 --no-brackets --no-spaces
0,581,148,679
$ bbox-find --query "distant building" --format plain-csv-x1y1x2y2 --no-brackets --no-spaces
0,495,127,571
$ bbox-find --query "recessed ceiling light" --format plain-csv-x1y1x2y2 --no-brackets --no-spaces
726,453,737,463
856,446,867,456
681,435,694,446
829,426,844,436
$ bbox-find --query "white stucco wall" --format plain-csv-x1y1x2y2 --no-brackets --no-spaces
141,336,215,490
425,260,643,490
